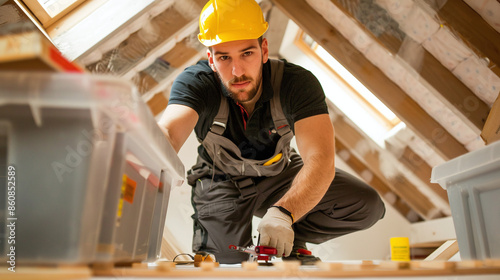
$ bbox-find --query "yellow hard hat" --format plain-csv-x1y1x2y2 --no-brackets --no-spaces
198,0,269,47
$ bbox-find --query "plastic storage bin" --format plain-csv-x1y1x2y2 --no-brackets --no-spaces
431,140,500,260
0,72,184,264
97,132,162,263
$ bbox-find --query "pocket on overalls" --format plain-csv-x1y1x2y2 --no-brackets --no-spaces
215,147,246,175
187,161,212,186
191,212,207,252
198,200,236,218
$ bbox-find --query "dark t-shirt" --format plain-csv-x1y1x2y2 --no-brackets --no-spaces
168,59,328,162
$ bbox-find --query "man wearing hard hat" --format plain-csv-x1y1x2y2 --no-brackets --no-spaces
159,0,385,264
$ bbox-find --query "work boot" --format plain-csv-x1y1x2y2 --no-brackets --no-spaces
282,246,321,265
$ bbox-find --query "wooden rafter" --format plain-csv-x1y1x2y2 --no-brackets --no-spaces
399,147,449,204
422,0,500,78
332,111,443,220
272,0,469,160
147,92,169,116
335,140,422,222
329,0,489,132
294,32,401,130
265,5,289,58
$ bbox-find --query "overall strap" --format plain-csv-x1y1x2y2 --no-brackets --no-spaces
269,59,291,136
210,93,229,135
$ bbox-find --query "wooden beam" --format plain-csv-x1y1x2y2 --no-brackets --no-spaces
272,0,468,160
335,140,422,222
90,260,500,277
0,266,92,279
333,114,443,220
266,5,289,58
481,94,500,144
161,39,200,68
424,240,459,261
147,92,169,116
399,147,449,204
422,0,500,78
329,0,488,132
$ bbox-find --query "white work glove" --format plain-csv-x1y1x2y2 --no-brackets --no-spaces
257,207,294,257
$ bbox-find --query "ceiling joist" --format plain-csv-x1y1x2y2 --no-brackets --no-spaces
335,140,422,222
398,147,449,204
423,0,500,78
331,108,444,220
272,0,469,160
329,0,489,132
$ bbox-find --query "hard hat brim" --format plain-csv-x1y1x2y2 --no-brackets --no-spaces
198,23,269,47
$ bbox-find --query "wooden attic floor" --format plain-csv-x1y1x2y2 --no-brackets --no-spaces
4,258,500,280
3,242,499,279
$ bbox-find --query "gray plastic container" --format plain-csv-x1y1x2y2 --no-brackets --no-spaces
0,72,184,264
431,140,500,260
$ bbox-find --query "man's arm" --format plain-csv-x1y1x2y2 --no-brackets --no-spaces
275,113,336,220
257,113,335,256
158,104,199,153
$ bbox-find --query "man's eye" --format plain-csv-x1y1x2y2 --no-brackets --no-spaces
219,56,229,61
243,51,252,57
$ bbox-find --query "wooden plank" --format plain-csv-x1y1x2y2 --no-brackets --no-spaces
413,260,456,270
378,261,411,270
411,241,449,249
142,51,205,102
424,240,459,261
327,99,443,219
266,5,289,58
329,0,488,133
161,39,200,68
120,17,197,79
21,0,86,28
90,260,500,278
147,92,169,116
0,31,84,72
333,115,442,220
0,266,91,279
422,0,500,78
47,0,157,61
336,140,422,222
272,0,468,160
481,94,500,144
44,0,109,38
77,0,176,65
456,260,485,268
336,141,418,221
7,260,500,279
295,35,400,129
399,147,449,204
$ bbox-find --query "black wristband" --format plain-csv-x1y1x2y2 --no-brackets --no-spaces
271,205,294,223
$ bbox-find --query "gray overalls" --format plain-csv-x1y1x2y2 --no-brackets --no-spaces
186,59,385,264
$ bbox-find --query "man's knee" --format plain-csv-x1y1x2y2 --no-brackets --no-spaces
358,187,385,229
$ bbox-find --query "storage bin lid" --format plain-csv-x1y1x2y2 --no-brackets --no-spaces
431,140,500,189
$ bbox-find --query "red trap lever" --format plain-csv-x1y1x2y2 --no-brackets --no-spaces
229,245,278,262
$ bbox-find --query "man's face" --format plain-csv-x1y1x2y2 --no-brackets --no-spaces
207,38,269,104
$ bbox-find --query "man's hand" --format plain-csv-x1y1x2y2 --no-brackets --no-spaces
257,207,294,257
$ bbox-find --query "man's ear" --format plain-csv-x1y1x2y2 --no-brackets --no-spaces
207,49,217,72
261,38,269,64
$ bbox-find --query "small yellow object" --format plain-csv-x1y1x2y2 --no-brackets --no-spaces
390,237,410,261
263,153,282,166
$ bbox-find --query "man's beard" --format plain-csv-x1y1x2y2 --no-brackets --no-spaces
216,62,263,104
